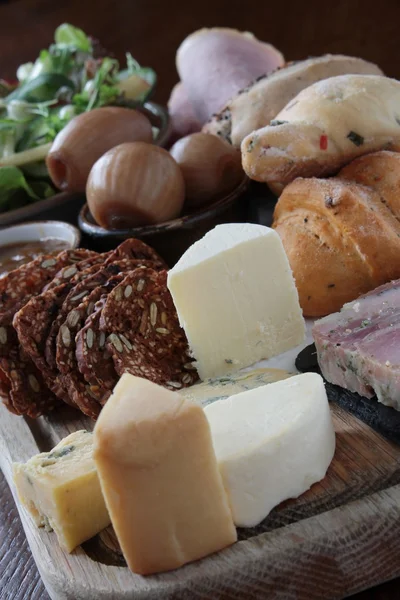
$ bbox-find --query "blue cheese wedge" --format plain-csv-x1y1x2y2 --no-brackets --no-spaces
13,430,110,552
180,367,293,407
167,223,306,380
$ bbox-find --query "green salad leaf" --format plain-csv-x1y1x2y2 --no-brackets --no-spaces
72,57,120,111
117,53,156,102
4,73,75,104
16,105,70,152
0,22,157,214
54,24,92,53
0,120,19,158
0,166,54,212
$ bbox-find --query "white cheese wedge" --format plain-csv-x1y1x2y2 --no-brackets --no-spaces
93,373,237,575
205,372,336,527
167,223,306,380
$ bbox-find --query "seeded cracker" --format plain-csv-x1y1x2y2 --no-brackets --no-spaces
44,253,105,291
14,260,123,408
45,263,105,369
0,249,96,359
46,261,131,370
0,350,58,417
75,296,118,408
104,238,168,268
0,249,97,416
48,258,160,372
100,268,198,390
13,282,75,406
58,277,123,418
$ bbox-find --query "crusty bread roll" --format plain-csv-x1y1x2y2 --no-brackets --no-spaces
204,55,383,147
242,75,400,190
338,150,400,216
273,174,400,316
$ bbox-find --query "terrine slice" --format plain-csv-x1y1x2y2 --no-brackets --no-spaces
312,279,400,409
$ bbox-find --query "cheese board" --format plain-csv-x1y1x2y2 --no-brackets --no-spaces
2,331,400,600
2,21,400,600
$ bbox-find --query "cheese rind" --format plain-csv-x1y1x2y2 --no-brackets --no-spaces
205,372,336,527
167,223,306,380
13,430,110,552
93,373,237,575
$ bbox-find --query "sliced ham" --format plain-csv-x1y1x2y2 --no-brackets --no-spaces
313,280,400,409
167,82,202,144
176,28,284,124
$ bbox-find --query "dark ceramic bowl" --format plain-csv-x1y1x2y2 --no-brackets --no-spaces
0,102,170,228
78,177,250,266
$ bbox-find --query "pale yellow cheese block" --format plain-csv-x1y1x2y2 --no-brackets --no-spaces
13,430,110,552
93,373,237,575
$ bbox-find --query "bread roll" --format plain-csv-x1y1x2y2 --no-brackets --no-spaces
273,176,400,316
338,150,400,216
204,55,383,147
242,75,400,189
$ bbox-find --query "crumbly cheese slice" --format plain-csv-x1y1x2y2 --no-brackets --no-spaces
93,373,237,575
13,430,110,552
167,223,306,380
180,367,293,407
205,372,336,527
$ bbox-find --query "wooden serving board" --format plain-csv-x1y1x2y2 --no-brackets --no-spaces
2,329,400,599
2,401,400,600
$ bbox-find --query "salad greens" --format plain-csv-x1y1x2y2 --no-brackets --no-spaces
0,166,54,212
0,23,156,214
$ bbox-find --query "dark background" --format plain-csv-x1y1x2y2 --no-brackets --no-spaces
0,0,399,598
0,0,399,104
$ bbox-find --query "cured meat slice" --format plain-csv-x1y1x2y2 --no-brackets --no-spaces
99,268,198,389
313,279,400,409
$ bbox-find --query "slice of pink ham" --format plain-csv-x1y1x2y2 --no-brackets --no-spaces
167,82,202,144
313,279,400,409
176,28,284,123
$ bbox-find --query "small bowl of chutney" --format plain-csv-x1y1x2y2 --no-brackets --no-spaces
0,221,81,277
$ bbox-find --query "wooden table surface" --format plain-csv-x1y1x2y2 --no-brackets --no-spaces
1,0,400,598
